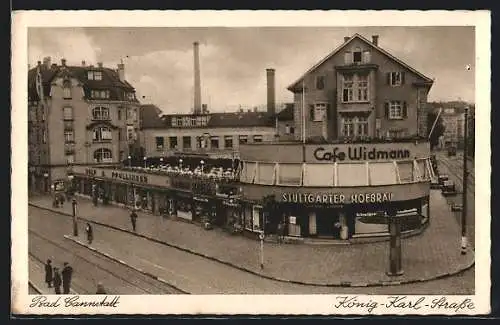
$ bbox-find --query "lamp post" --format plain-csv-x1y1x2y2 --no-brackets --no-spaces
160,157,164,167
179,158,183,170
200,160,205,173
71,197,78,236
143,156,147,168
461,106,469,255
128,155,131,167
385,210,404,277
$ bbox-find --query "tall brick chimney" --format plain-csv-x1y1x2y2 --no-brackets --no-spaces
117,61,125,82
193,41,202,114
372,35,379,46
266,68,276,115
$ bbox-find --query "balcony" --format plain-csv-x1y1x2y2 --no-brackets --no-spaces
335,63,379,73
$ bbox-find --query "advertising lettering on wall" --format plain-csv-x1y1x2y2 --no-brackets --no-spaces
313,146,411,162
111,171,148,183
281,192,394,204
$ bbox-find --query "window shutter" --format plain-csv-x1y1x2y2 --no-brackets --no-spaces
309,105,315,121
386,73,391,85
401,72,406,85
384,102,390,118
403,101,408,118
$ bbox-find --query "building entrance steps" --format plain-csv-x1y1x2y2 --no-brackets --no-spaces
29,191,474,286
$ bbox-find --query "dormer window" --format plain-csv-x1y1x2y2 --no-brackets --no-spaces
88,70,103,81
91,89,110,99
353,47,362,63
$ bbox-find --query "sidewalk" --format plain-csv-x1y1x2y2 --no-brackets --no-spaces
28,257,78,295
29,191,474,286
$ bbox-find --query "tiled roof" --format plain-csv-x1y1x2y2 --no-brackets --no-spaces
288,33,434,91
28,64,136,101
276,103,294,121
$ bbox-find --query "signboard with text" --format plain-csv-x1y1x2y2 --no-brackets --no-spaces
73,166,172,188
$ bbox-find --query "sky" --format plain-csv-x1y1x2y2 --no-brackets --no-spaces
28,26,475,114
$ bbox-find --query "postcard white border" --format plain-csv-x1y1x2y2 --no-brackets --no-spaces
11,10,491,315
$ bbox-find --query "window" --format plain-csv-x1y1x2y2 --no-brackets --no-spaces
93,127,112,141
362,51,371,63
63,106,73,120
313,103,327,122
155,137,164,150
239,135,248,145
88,71,102,81
356,116,368,136
388,72,405,86
63,80,71,99
353,47,362,63
126,92,136,101
289,126,295,134
127,125,136,141
171,117,177,127
92,106,110,120
253,135,263,143
357,74,368,101
91,89,110,99
183,136,192,150
93,148,112,163
64,130,74,143
66,154,75,164
316,76,325,90
344,51,353,65
169,136,178,149
224,136,233,148
277,163,302,186
126,107,137,120
118,108,122,120
342,75,354,102
342,117,354,137
386,101,406,119
210,136,219,149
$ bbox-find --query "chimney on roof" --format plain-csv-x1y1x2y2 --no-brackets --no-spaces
61,58,66,67
117,61,125,82
266,68,276,115
193,41,202,114
43,57,51,69
97,62,103,68
344,36,350,42
81,60,86,67
372,35,379,46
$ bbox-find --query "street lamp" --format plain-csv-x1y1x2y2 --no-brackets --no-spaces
461,106,469,255
143,156,147,168
179,158,183,170
200,160,205,173
71,197,78,237
160,157,164,166
128,155,131,167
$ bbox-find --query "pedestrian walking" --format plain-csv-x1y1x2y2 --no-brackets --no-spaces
277,221,285,244
85,222,94,245
44,259,53,288
61,262,73,294
130,209,138,232
95,282,107,294
53,267,62,294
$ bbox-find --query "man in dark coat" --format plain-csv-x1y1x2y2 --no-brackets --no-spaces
44,259,53,288
96,282,107,294
61,262,73,294
85,222,94,245
53,267,62,294
130,209,138,232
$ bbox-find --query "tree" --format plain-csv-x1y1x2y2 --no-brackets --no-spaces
427,111,445,150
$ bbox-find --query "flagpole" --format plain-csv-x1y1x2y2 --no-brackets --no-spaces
302,80,306,144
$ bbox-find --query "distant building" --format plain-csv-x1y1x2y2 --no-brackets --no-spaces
28,57,140,193
439,107,466,149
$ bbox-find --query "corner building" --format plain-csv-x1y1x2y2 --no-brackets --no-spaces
238,34,435,241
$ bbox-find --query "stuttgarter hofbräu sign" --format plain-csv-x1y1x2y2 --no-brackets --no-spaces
313,146,411,162
281,192,394,204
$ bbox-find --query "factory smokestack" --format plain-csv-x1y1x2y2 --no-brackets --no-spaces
193,41,202,114
266,68,276,115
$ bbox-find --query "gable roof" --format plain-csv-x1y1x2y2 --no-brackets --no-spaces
287,33,434,91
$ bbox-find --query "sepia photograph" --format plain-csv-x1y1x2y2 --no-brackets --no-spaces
11,10,490,315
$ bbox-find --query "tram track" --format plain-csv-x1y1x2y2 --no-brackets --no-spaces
28,228,185,295
437,156,475,194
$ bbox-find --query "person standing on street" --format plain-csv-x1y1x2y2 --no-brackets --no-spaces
53,267,62,294
61,262,73,294
85,222,94,245
44,259,53,288
96,282,107,294
130,209,138,232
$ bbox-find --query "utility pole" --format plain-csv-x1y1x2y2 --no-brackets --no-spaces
461,106,469,255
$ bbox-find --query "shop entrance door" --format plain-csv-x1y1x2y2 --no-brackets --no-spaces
316,209,340,238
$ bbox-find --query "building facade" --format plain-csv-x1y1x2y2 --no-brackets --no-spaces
439,107,466,149
287,34,433,142
28,57,140,193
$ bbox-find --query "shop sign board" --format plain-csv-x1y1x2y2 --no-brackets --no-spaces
73,166,173,188
281,192,394,205
357,210,421,225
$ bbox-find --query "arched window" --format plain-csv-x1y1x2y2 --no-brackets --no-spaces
93,148,112,163
63,80,71,99
93,126,112,142
92,106,110,120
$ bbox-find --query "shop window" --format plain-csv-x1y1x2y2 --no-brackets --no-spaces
169,136,178,149
240,162,256,183
303,164,335,187
337,163,368,186
368,162,397,185
277,163,302,186
224,136,233,148
155,137,164,150
244,206,253,231
355,212,388,235
397,161,414,183
288,216,301,237
255,163,275,185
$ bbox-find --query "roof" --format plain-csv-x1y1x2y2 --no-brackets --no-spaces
142,110,276,130
140,104,165,129
28,63,137,102
276,103,294,121
287,33,434,91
